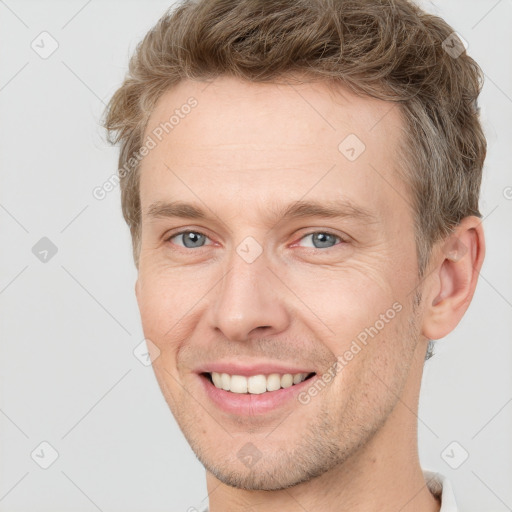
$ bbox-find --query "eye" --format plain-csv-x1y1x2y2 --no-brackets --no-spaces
296,231,343,249
167,230,212,249
166,230,345,251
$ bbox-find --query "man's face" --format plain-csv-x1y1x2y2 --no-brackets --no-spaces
136,76,425,490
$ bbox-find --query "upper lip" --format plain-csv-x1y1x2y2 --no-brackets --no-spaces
195,361,316,377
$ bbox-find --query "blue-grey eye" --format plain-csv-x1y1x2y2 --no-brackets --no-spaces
300,232,340,249
172,231,209,248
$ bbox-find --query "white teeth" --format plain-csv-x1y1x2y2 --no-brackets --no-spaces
266,373,281,392
247,375,267,394
209,372,311,394
281,374,294,388
211,372,222,388
230,375,248,394
221,373,230,391
293,373,304,384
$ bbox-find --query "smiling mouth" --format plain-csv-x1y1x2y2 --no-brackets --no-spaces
202,371,316,394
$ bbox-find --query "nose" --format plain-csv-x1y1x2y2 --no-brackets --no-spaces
207,247,290,342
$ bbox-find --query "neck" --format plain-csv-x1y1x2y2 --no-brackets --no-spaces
205,343,441,512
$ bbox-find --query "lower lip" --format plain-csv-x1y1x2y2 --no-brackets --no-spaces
198,373,317,416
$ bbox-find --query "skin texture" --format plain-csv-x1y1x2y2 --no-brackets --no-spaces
135,76,485,512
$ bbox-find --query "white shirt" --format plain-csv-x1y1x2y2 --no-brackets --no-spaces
196,470,457,512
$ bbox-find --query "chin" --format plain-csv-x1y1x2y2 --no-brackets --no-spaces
203,458,329,491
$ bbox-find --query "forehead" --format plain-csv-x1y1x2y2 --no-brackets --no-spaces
145,76,404,148
139,76,410,226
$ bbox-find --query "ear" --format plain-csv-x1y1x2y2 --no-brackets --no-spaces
421,216,485,340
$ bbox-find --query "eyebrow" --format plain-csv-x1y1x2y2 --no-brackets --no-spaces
145,199,378,225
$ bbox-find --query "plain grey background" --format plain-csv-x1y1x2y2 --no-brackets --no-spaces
1,0,511,511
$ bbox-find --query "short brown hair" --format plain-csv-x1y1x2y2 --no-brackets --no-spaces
103,0,486,275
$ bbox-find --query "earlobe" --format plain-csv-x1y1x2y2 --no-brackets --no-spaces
421,217,485,340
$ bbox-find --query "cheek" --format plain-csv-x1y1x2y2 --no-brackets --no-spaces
330,304,416,422
136,269,184,356
281,263,397,336
136,275,189,405
136,263,217,371
137,261,197,321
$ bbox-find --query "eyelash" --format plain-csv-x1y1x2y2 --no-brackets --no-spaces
165,230,346,251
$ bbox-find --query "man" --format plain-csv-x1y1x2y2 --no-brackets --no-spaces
103,0,486,510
